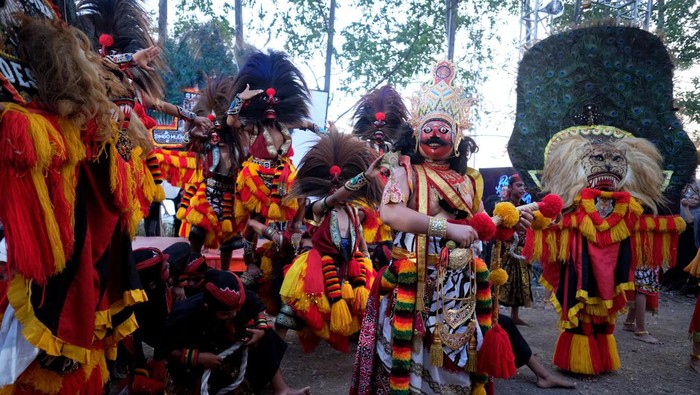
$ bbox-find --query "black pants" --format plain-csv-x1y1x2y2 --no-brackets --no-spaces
499,314,532,368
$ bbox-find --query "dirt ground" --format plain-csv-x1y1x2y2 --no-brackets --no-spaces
273,290,699,395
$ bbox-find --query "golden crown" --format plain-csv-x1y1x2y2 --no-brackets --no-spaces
410,59,475,154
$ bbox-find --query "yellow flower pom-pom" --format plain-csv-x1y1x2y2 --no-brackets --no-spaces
530,210,552,230
494,202,520,228
489,268,508,287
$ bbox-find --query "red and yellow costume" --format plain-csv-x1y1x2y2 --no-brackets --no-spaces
277,130,383,352
280,204,375,352
234,124,298,231
508,26,696,376
0,8,152,393
525,188,684,374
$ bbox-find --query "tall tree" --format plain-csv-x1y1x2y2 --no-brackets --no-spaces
163,19,239,104
158,0,167,45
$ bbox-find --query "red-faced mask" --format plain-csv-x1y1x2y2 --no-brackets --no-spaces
418,119,454,161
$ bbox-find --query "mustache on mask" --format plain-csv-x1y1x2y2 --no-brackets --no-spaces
421,136,449,146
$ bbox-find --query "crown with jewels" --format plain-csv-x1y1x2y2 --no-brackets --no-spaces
410,59,475,155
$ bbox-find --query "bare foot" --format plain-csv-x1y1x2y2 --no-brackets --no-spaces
691,355,700,374
634,331,661,344
513,318,530,326
622,322,635,332
536,373,576,389
275,387,311,395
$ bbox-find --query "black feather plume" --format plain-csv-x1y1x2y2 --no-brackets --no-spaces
75,0,165,98
351,85,408,145
232,50,310,126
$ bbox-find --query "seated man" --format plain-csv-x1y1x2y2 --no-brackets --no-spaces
155,270,309,395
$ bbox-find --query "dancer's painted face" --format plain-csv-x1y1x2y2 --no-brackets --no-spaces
418,119,453,161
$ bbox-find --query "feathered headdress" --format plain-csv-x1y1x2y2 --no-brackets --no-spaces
508,25,696,207
232,50,310,127
351,85,408,146
75,0,165,98
290,129,383,207
190,76,245,162
410,59,475,156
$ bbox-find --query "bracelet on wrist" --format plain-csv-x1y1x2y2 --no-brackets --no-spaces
344,172,368,191
176,105,197,122
427,217,447,239
227,94,244,116
109,53,134,66
263,225,276,240
319,196,331,213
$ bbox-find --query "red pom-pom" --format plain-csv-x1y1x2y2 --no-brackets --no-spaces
477,323,517,378
539,194,564,218
469,212,496,241
375,112,386,121
266,88,277,98
207,114,216,121
98,34,114,47
330,165,342,177
495,227,516,241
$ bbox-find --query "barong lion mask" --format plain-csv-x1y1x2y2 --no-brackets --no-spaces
541,124,666,213
580,144,627,191
507,26,697,209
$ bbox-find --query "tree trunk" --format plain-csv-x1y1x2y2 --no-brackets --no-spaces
235,0,244,47
158,0,167,45
324,0,337,93
656,0,665,31
446,0,458,61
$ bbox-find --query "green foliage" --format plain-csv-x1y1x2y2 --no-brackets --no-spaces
658,0,700,69
338,1,445,93
163,19,238,104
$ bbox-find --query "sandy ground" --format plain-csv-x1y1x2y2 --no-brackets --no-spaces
272,290,699,395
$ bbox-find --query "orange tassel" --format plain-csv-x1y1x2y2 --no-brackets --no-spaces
341,281,354,302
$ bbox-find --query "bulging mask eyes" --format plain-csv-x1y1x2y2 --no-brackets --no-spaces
422,126,432,134
439,127,450,134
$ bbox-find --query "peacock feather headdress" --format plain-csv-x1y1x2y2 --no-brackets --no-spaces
410,59,475,156
507,25,696,207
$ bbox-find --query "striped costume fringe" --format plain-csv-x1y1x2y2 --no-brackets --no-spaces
552,317,619,375
145,150,165,202
233,157,298,232
4,350,108,395
389,258,417,395
280,250,373,351
0,105,84,283
149,148,202,188
524,200,685,269
470,257,493,389
176,181,223,248
357,203,393,244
